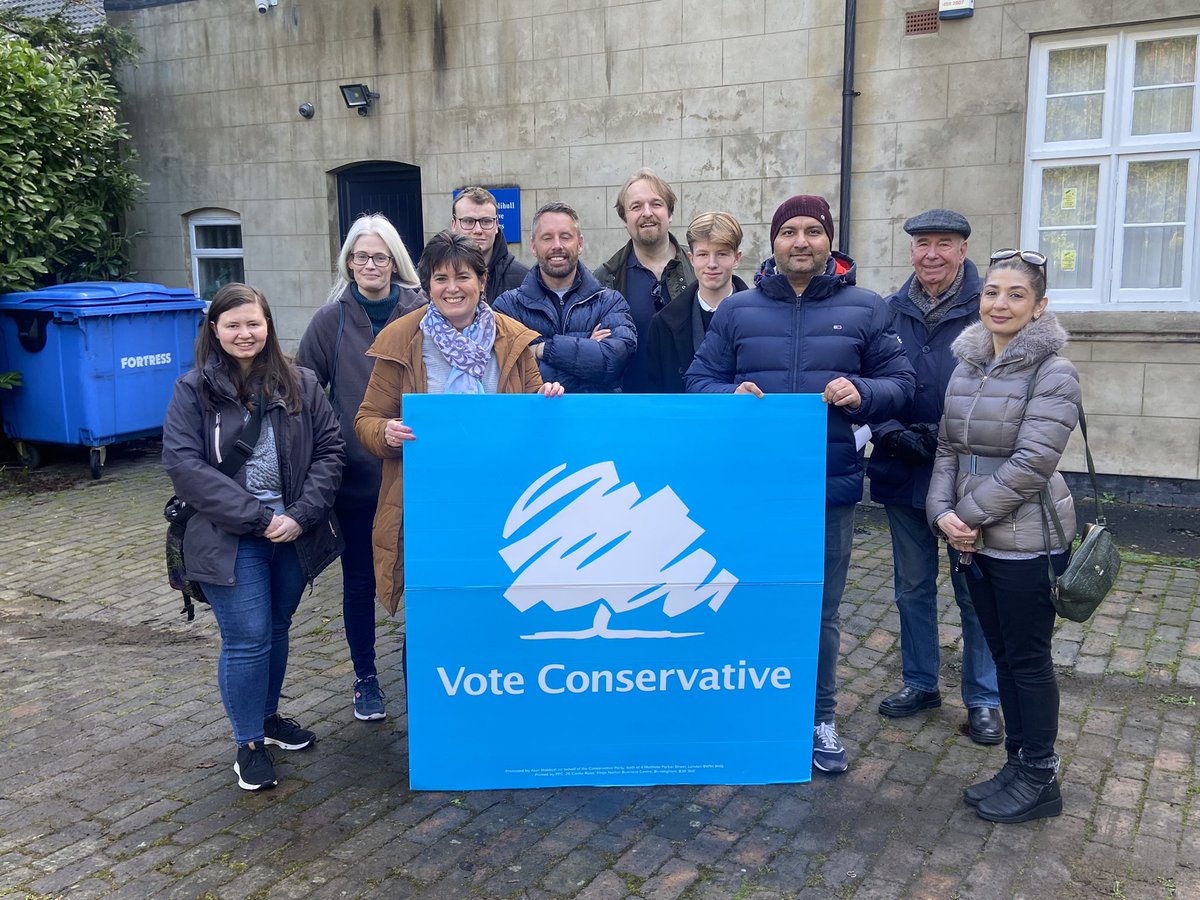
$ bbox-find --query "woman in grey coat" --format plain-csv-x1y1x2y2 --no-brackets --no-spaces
927,249,1080,824
297,214,425,722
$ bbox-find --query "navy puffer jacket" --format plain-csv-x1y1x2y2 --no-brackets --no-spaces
494,262,636,393
867,259,981,508
685,252,915,506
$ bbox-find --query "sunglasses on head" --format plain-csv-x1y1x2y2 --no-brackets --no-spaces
990,248,1047,267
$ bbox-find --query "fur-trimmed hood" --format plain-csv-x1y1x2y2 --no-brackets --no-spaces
951,309,1069,372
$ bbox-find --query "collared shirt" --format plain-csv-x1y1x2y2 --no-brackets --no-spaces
622,253,666,392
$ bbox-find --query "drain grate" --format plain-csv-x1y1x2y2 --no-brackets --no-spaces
905,9,939,35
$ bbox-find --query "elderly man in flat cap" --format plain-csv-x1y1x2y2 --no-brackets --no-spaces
868,208,1002,745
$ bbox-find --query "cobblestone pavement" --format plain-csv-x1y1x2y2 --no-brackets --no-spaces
0,447,1197,900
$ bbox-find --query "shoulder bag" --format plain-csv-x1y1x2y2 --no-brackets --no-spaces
1038,396,1122,623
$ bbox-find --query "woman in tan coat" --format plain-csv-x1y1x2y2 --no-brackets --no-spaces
354,231,563,617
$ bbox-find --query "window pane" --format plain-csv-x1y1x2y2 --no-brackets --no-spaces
1125,159,1189,224
1039,165,1099,227
1131,37,1197,135
1133,36,1196,88
1048,45,1106,93
1132,85,1194,135
194,224,243,250
197,258,245,302
1039,229,1094,290
1045,94,1104,141
1121,159,1189,290
1121,226,1184,288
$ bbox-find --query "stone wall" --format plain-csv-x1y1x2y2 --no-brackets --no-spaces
108,0,1200,485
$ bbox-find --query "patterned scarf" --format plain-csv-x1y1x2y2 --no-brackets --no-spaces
908,264,966,330
419,300,497,394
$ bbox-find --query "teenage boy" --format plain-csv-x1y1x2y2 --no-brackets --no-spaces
646,211,748,393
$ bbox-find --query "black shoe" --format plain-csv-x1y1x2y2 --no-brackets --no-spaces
964,752,1020,807
878,685,942,718
967,707,1004,745
263,714,315,751
234,743,277,791
976,760,1062,823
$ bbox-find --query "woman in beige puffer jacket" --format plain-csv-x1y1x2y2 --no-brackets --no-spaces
927,250,1081,826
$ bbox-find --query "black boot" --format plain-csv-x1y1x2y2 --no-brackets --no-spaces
964,749,1020,807
976,754,1062,824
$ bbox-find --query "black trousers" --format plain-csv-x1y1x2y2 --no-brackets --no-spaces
966,553,1067,761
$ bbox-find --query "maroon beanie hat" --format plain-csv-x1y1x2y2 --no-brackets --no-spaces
770,195,834,245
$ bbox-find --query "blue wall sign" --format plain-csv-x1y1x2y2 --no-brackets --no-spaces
404,394,827,789
452,186,521,245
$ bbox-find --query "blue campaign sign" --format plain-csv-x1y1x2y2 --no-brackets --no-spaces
403,394,827,789
453,186,521,245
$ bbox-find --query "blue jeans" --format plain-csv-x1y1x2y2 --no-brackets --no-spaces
815,503,856,724
884,504,998,708
202,537,306,745
968,553,1066,760
336,502,379,681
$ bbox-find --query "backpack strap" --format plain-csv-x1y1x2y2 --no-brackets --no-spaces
218,387,267,477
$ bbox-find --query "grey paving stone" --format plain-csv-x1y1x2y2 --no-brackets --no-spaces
0,454,1195,899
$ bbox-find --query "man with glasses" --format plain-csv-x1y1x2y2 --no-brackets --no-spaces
451,186,529,304
867,208,1003,746
595,168,694,393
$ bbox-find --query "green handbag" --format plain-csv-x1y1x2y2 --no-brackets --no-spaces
1039,405,1121,623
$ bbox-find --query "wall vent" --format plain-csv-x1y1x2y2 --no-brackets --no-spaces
905,9,939,35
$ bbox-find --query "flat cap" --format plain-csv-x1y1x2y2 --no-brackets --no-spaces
903,208,971,238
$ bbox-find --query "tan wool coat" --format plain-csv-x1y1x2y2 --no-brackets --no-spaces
353,306,543,615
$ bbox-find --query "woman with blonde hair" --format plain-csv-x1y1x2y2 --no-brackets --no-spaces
297,214,425,721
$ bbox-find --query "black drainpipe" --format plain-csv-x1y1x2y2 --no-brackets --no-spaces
839,0,860,255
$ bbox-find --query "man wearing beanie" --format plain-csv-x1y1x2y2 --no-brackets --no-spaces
867,209,1002,745
686,195,915,774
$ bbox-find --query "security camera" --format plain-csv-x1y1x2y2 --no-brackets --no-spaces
256,0,268,12
298,103,315,119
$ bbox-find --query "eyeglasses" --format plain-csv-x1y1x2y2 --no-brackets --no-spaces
350,252,393,267
990,248,1047,268
455,216,497,230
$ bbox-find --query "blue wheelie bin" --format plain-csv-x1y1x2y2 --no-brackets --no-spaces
0,282,206,478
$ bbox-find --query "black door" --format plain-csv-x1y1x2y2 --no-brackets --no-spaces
336,161,425,259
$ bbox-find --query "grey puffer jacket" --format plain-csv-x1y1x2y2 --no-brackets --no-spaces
163,360,345,586
926,311,1080,554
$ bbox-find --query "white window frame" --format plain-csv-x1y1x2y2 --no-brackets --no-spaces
1023,21,1200,310
187,212,244,302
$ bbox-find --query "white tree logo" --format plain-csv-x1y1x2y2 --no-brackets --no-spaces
499,462,738,640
